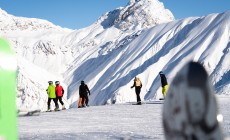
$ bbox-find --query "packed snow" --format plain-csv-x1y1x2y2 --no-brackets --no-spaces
18,97,230,140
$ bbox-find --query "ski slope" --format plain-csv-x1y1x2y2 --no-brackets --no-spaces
18,97,230,140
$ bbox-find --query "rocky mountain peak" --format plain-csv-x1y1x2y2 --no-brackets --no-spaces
98,0,174,31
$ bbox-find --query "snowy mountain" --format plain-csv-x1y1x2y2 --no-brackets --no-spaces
61,0,174,106
0,0,229,111
0,8,73,110
66,10,230,107
0,8,67,32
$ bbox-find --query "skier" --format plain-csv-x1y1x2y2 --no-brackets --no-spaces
79,81,90,108
46,81,59,111
131,77,142,105
163,61,223,140
55,81,66,110
159,71,168,99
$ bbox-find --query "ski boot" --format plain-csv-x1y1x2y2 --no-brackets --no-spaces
137,101,142,105
54,105,60,111
62,105,66,110
47,106,51,112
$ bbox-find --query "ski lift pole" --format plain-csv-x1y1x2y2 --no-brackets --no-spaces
0,38,18,140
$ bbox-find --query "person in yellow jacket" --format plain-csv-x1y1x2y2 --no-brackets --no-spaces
47,81,59,111
131,77,142,105
159,71,168,98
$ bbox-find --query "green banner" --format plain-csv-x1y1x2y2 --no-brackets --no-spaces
0,38,17,140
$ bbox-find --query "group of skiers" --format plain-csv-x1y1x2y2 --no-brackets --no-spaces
43,62,223,139
46,81,66,111
76,72,168,107
131,71,168,105
47,72,167,109
46,80,91,110
46,71,166,109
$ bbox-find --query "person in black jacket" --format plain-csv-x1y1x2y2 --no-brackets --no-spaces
79,81,90,107
131,77,142,105
159,71,168,98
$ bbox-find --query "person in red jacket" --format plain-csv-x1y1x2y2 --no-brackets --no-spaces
55,81,66,110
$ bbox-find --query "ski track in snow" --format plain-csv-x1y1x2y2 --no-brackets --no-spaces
18,97,230,140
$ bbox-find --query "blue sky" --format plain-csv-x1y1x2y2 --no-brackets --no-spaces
0,0,229,29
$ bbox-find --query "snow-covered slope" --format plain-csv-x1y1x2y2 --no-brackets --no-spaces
1,0,229,110
18,97,230,139
62,0,174,106
0,8,72,110
0,7,72,71
0,8,68,32
66,10,230,106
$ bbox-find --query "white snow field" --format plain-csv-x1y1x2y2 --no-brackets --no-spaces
18,97,230,140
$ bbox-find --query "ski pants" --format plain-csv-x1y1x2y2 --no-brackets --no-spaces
162,85,168,97
47,98,58,109
81,94,89,106
78,98,87,107
57,96,64,105
135,87,141,103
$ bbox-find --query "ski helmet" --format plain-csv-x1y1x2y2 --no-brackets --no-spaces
159,71,164,75
81,81,84,84
48,81,53,84
162,61,223,140
55,81,60,85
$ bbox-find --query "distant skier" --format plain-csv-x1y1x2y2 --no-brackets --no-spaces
47,81,59,111
131,77,142,105
79,81,90,108
55,81,66,110
159,71,168,99
163,61,223,140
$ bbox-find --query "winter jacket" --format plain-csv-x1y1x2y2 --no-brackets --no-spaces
79,84,90,96
160,74,168,87
56,85,64,97
131,78,142,89
47,84,56,98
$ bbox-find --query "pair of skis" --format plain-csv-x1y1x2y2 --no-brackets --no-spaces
131,99,164,105
46,108,66,112
18,109,41,117
18,108,67,117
